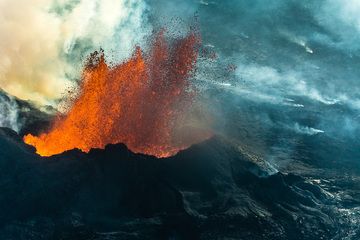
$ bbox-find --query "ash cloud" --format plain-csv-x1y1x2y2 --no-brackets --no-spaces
0,0,150,106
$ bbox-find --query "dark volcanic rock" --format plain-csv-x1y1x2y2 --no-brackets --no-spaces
0,128,353,239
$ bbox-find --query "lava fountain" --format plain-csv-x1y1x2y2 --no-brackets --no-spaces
24,31,209,158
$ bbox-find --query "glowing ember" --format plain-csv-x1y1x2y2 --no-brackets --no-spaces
24,31,208,158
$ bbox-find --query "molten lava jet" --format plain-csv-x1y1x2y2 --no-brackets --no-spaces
24,32,209,158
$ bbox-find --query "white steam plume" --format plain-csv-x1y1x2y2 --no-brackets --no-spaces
0,93,20,132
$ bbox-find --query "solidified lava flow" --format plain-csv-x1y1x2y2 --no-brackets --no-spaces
24,31,208,158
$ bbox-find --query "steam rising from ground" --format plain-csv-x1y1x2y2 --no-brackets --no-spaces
0,93,20,132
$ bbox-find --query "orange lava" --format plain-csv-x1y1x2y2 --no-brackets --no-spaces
24,31,208,158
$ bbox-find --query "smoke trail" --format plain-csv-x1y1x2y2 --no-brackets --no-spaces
293,123,324,136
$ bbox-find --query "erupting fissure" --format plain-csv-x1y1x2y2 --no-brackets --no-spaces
24,31,208,158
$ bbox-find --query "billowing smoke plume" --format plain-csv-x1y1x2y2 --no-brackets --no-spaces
0,0,150,105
